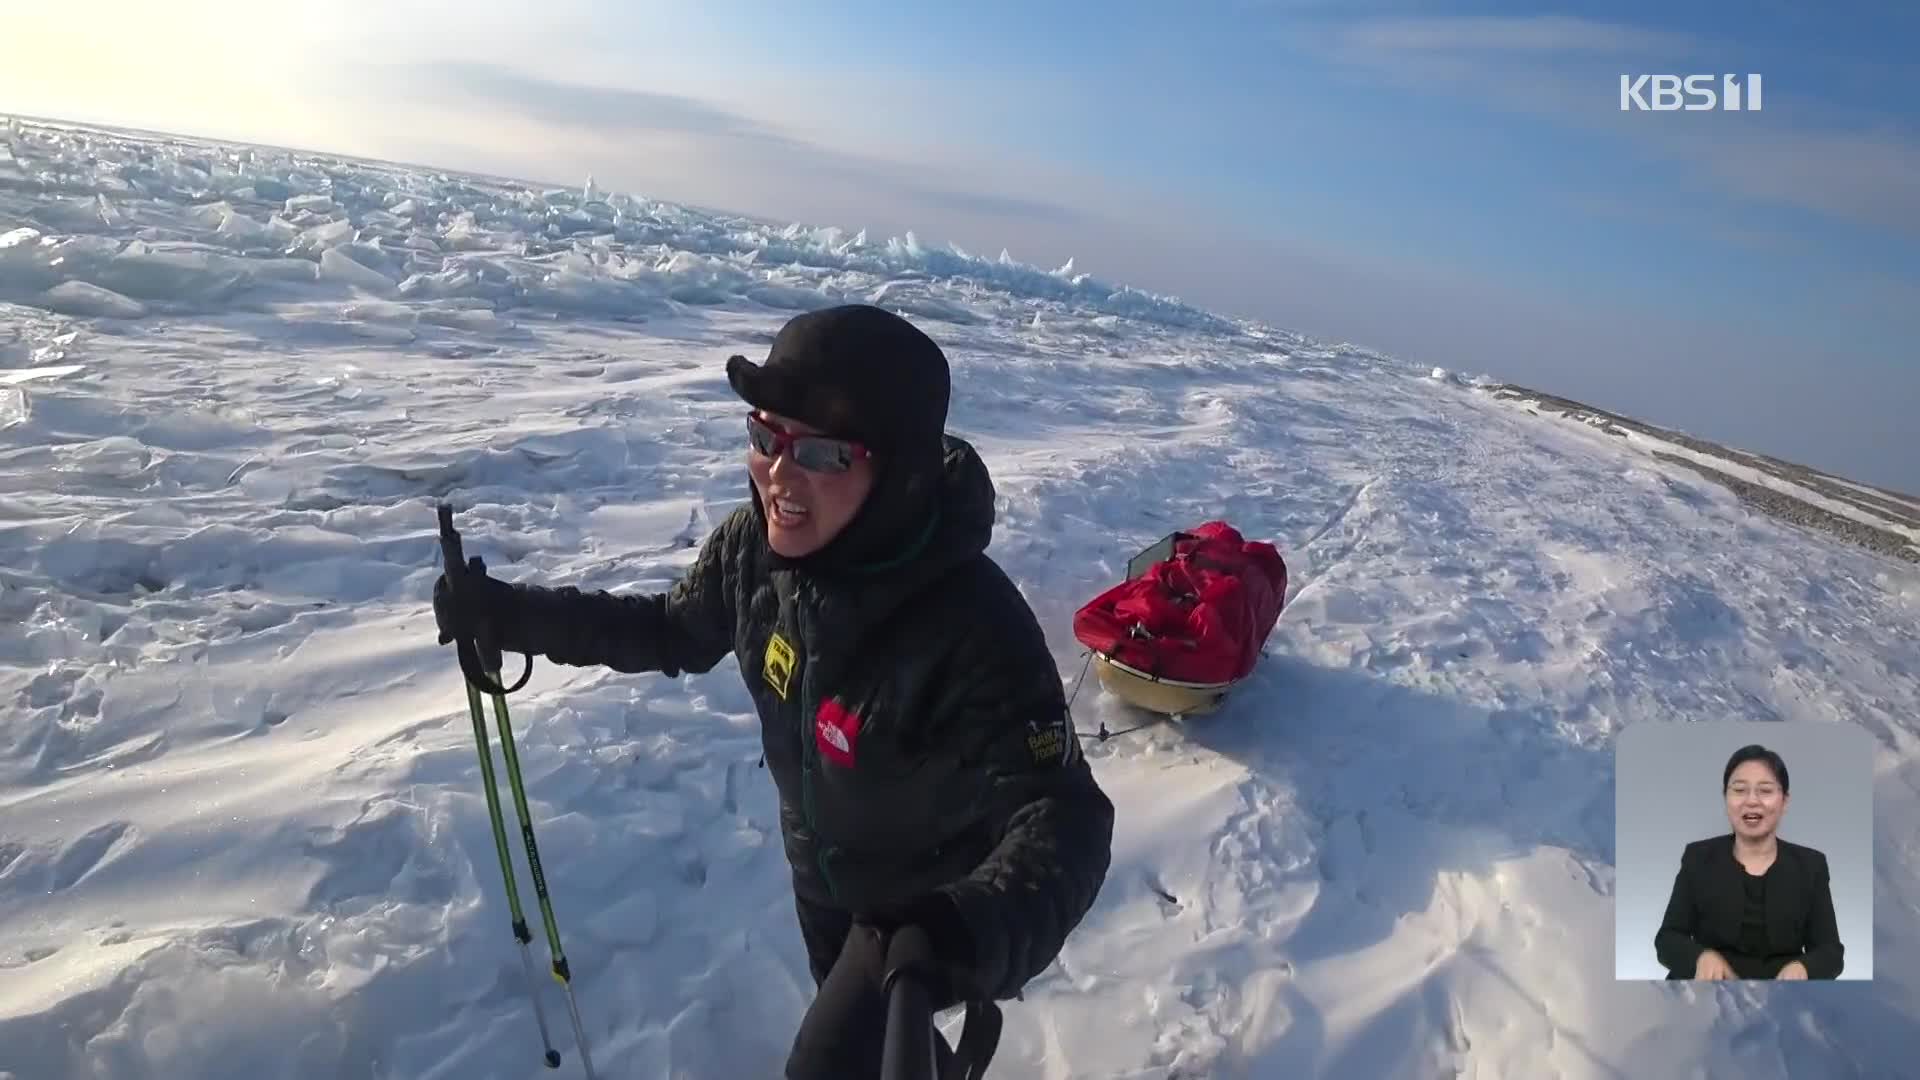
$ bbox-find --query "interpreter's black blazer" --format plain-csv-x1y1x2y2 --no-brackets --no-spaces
1654,834,1844,979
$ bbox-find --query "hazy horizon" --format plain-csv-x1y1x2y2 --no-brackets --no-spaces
5,1,1915,492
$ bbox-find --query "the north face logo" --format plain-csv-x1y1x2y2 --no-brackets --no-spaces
815,699,860,768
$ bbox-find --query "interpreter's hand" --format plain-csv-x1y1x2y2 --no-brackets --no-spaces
1776,961,1809,980
1694,949,1734,980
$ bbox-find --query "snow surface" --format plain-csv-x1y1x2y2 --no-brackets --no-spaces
1618,430,1920,557
3,117,1920,1079
1489,392,1920,560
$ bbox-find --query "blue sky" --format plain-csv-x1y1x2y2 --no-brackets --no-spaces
5,0,1916,489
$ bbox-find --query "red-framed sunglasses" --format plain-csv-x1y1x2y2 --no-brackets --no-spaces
746,412,870,473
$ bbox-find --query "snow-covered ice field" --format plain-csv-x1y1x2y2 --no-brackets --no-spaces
3,117,1918,1079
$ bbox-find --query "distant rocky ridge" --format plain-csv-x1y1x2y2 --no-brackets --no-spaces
1489,384,1920,566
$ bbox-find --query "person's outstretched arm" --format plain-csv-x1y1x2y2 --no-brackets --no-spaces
454,507,745,677
1654,849,1704,977
1801,850,1845,978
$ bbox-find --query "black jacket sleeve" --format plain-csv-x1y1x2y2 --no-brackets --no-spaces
489,508,741,677
1654,846,1705,977
1799,849,1845,978
929,654,1115,1002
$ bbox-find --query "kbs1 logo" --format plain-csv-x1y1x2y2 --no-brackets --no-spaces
1620,74,1763,111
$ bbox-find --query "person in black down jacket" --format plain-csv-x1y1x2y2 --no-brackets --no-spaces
1654,743,1844,980
434,303,1116,1077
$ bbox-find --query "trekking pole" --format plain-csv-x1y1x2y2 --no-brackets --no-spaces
439,505,598,1079
880,973,938,1080
480,668,597,1079
460,677,562,1069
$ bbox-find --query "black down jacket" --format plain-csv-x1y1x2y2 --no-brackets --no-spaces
483,435,1115,1002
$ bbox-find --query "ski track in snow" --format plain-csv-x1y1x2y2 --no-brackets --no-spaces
2,118,1919,1079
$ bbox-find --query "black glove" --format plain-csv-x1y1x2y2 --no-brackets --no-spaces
880,892,976,1004
431,566,516,648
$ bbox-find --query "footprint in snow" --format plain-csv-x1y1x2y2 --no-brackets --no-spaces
1143,870,1181,913
50,822,134,892
680,855,708,887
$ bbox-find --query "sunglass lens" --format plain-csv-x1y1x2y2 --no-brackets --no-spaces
747,416,779,456
792,437,852,472
747,414,856,472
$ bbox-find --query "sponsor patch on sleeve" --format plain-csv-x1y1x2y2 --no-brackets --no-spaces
1026,708,1080,766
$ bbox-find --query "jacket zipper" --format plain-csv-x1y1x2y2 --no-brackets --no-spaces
793,588,840,901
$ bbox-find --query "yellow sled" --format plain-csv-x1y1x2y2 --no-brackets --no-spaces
1091,651,1235,718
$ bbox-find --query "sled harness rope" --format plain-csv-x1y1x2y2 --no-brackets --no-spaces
1064,649,1177,742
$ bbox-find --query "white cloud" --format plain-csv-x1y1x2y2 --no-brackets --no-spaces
1333,15,1695,57
1662,124,1920,235
1292,15,1920,235
338,63,1102,233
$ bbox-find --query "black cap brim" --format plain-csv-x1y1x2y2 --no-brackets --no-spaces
726,353,791,416
727,352,857,435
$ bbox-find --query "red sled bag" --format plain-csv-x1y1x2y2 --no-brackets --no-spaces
1073,522,1288,688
